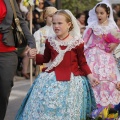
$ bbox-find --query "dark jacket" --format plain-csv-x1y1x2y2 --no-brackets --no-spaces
0,0,36,48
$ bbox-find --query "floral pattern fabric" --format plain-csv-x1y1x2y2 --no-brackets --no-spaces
15,72,96,120
84,32,120,107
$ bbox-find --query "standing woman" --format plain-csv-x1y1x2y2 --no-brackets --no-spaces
0,0,36,119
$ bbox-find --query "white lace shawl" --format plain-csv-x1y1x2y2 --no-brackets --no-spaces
45,36,84,71
89,20,118,36
85,0,119,36
83,20,118,51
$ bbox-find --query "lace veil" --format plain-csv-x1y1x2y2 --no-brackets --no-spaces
65,10,82,39
87,0,117,28
83,0,119,50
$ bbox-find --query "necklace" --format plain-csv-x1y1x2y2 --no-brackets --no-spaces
57,34,69,40
100,19,108,26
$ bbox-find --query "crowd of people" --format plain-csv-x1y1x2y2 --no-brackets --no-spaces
0,0,120,120
16,0,120,80
16,0,56,79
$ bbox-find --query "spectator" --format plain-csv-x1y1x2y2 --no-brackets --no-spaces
76,12,86,35
112,4,120,20
76,12,86,28
33,0,45,33
33,7,57,75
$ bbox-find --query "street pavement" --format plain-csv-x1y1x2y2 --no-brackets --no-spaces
4,76,34,120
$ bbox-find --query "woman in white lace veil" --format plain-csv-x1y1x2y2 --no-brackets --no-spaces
15,9,99,120
83,0,120,116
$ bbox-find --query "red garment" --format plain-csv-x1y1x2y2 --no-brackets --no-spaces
0,0,15,52
36,40,91,81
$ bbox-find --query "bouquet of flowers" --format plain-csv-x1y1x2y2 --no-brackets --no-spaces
102,29,120,53
88,106,119,120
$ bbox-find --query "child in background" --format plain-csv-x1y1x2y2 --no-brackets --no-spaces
83,0,120,111
34,6,57,54
15,9,99,120
34,7,57,74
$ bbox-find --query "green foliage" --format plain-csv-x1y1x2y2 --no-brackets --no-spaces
61,0,98,15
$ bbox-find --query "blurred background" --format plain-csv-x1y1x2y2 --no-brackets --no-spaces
16,0,120,79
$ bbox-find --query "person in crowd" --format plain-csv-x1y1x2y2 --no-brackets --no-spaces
76,12,86,36
33,0,45,33
83,0,120,111
15,9,99,120
112,4,120,21
34,6,57,75
76,12,86,28
0,0,37,119
80,26,86,36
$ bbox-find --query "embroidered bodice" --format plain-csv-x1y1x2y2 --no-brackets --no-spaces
45,36,83,71
36,36,91,81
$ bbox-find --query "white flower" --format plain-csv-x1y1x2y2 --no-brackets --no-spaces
23,0,34,7
28,0,34,6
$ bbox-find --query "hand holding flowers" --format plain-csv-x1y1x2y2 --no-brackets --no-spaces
102,29,120,53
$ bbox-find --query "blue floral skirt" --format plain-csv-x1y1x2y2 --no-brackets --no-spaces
15,72,96,120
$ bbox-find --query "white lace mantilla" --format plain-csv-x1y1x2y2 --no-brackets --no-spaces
45,37,83,71
89,20,117,36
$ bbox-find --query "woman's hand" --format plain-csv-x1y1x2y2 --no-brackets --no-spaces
116,81,120,91
87,74,99,87
108,43,118,52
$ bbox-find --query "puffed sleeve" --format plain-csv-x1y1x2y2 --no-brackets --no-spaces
83,28,92,44
77,43,91,75
36,40,51,65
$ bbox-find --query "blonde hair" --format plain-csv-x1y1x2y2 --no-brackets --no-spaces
40,7,57,22
53,10,74,31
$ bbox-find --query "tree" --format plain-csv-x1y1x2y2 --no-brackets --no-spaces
61,0,98,15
